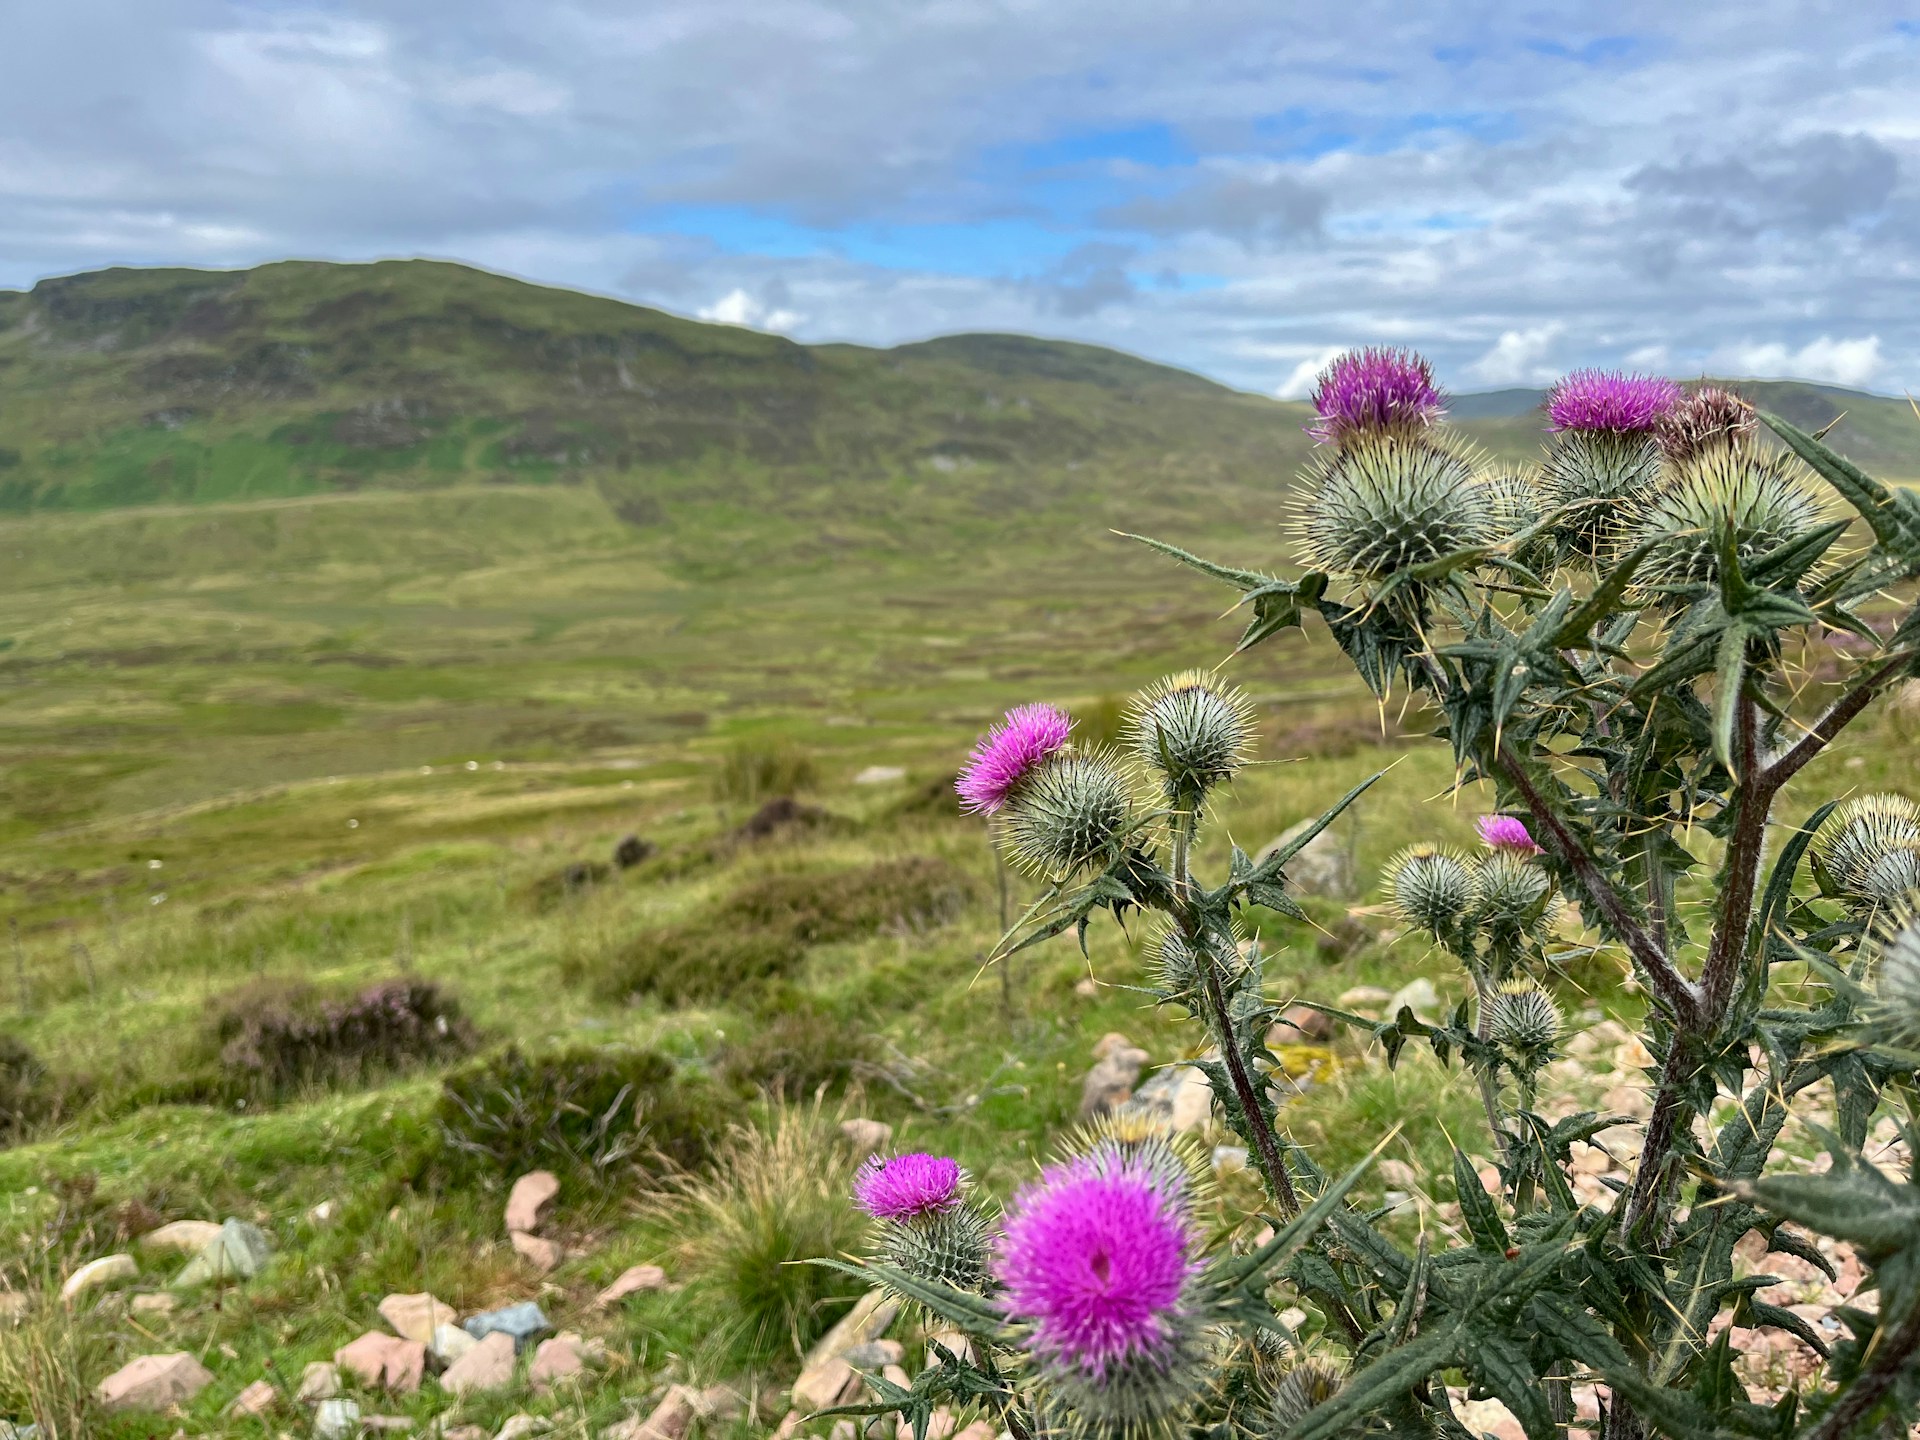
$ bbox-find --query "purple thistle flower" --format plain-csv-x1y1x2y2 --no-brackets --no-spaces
1477,815,1543,855
956,703,1073,814
1307,348,1445,445
853,1153,963,1221
996,1156,1198,1376
1545,371,1681,435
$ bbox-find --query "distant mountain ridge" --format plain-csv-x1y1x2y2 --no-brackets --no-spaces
0,259,1914,525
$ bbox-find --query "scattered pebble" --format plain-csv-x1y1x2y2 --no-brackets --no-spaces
594,1264,668,1308
94,1352,214,1412
61,1254,137,1303
504,1171,561,1234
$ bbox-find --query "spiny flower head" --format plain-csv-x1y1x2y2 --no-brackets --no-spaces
1540,428,1664,561
1487,978,1563,1053
1307,348,1445,446
1126,671,1257,806
1386,845,1476,935
1481,466,1556,574
1003,748,1136,878
1297,437,1493,580
1477,815,1542,854
1658,384,1758,464
1268,1360,1344,1431
1546,371,1681,435
1057,1110,1216,1208
853,1152,963,1221
1870,903,1920,1052
997,1153,1199,1378
957,704,1072,814
1630,448,1831,596
1814,794,1920,911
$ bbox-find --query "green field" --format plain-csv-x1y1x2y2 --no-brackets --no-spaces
4,261,1920,1438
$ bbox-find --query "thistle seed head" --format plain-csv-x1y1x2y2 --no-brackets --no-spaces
1385,845,1476,935
1003,749,1137,879
1658,384,1758,464
1126,671,1257,807
1540,429,1664,561
1629,448,1831,595
1306,347,1445,446
1298,437,1494,580
1267,1360,1344,1434
1814,794,1920,911
1487,978,1563,1052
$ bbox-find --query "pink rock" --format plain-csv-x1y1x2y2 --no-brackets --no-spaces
595,1263,668,1307
377,1291,455,1343
504,1170,561,1234
95,1352,215,1411
511,1229,563,1273
334,1331,427,1393
439,1330,517,1395
632,1383,701,1440
226,1378,277,1417
529,1335,585,1390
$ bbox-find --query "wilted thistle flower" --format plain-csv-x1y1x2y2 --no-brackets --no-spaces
1058,1111,1216,1209
855,1153,994,1294
1476,815,1542,855
1306,347,1445,446
1386,845,1476,935
1869,904,1920,1052
1267,1360,1344,1433
997,1154,1208,1437
1126,671,1256,809
1003,748,1136,878
1630,448,1831,597
1546,370,1681,436
1298,438,1494,581
957,703,1073,814
1658,384,1758,464
1487,978,1563,1054
1813,794,1920,911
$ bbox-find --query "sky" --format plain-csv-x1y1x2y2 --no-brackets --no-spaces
3,1,1918,396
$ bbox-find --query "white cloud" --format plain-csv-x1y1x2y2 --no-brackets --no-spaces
1708,335,1885,387
1467,325,1566,386
1275,346,1344,399
696,287,802,332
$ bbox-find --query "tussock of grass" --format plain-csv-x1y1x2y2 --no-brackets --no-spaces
715,740,819,805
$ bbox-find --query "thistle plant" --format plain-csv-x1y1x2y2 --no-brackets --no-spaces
818,353,1920,1440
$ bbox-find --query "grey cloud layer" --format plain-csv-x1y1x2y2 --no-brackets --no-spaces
1,1,1916,392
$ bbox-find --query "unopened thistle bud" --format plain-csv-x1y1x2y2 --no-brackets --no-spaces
854,1153,994,1294
1058,1110,1215,1208
1268,1360,1344,1434
1003,749,1137,878
1869,905,1920,1052
1298,438,1494,581
1630,448,1830,598
1126,671,1256,810
1658,384,1758,465
1385,845,1476,935
1476,815,1542,855
1487,978,1562,1055
996,1153,1209,1439
1306,348,1445,447
1813,794,1920,911
1151,921,1241,1013
1469,851,1555,940
1481,467,1555,574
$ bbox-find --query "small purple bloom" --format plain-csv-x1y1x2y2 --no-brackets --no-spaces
996,1156,1197,1376
1478,815,1543,855
956,704,1073,814
1545,371,1681,435
854,1153,963,1221
1307,348,1445,445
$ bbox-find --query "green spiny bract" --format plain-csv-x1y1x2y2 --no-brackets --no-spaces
1127,671,1256,811
1468,850,1557,961
1385,845,1476,936
1540,427,1663,560
1628,446,1832,597
1265,1360,1343,1434
1297,437,1493,580
1486,978,1562,1069
1024,1317,1218,1440
1057,1110,1216,1206
1003,748,1137,878
1480,465,1555,574
875,1200,996,1294
1813,793,1920,912
1150,920,1243,1014
1870,906,1920,1052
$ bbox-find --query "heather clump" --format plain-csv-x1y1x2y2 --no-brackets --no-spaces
204,976,474,1101
817,351,1920,1440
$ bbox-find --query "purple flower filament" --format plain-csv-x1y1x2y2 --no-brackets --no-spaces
1307,348,1445,445
956,703,1073,815
854,1153,963,1222
1545,371,1680,435
996,1156,1196,1376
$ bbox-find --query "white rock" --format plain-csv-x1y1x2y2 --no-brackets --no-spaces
430,1322,477,1366
1385,977,1440,1021
297,1360,342,1402
139,1220,222,1255
313,1397,361,1439
853,766,906,785
62,1254,137,1303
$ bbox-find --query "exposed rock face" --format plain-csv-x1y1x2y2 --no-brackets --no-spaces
505,1171,561,1234
1080,1034,1150,1116
377,1291,456,1344
1257,819,1354,898
95,1352,215,1411
439,1330,517,1395
594,1263,668,1307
